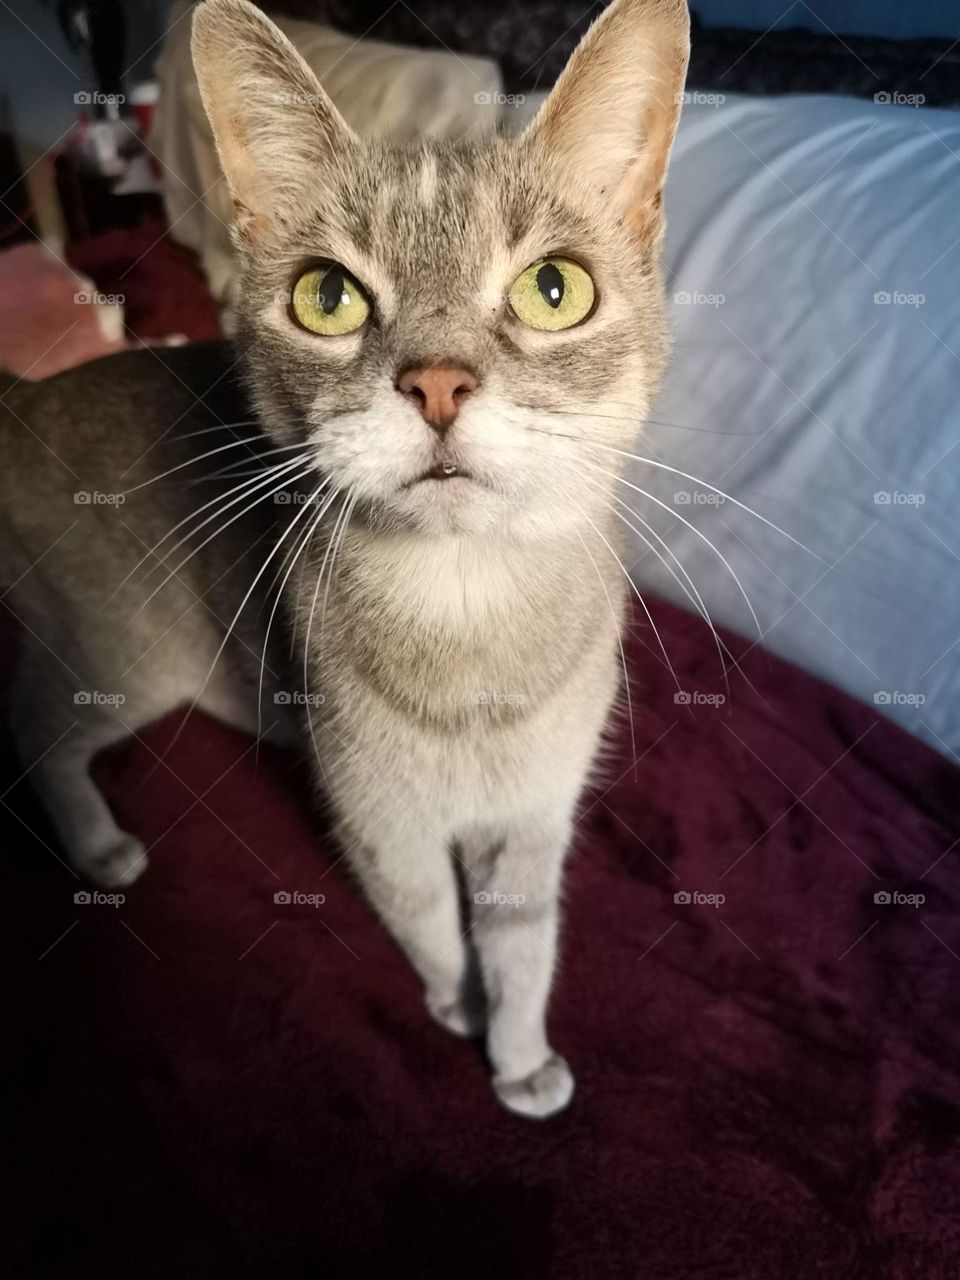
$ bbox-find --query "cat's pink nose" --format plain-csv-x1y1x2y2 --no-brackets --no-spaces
396,364,478,435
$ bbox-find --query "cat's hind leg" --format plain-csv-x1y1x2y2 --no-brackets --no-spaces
8,651,149,887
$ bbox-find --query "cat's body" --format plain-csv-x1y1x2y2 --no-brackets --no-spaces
0,0,690,1116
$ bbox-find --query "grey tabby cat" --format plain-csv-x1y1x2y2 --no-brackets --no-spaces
0,0,689,1117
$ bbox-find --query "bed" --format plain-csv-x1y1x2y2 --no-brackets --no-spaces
3,7,960,1277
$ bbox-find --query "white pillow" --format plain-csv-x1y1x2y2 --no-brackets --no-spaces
632,93,960,756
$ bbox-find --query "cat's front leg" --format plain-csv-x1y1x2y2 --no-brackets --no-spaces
462,814,575,1120
342,820,478,1035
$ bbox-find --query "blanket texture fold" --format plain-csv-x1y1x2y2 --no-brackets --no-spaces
3,597,959,1278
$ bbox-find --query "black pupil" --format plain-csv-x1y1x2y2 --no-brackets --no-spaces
317,269,345,315
536,262,565,309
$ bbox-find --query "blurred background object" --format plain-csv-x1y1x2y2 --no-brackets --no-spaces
0,241,126,376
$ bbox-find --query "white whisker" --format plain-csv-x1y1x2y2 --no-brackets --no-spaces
523,420,826,564
132,457,312,617
174,420,263,442
575,503,685,698
122,434,277,495
572,522,638,778
256,481,338,747
301,490,354,791
525,403,763,437
582,478,772,710
584,461,764,640
112,454,310,599
585,440,827,565
152,451,310,570
158,466,329,765
579,474,732,704
204,442,306,480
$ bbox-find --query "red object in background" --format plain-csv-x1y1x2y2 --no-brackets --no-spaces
130,84,158,139
66,216,221,343
129,82,160,178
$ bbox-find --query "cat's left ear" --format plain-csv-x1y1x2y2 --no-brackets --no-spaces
526,0,690,244
191,0,357,241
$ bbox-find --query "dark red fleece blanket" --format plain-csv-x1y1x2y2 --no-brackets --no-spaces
3,597,960,1280
4,225,960,1277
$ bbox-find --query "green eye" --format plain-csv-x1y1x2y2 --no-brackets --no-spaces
291,264,370,335
507,258,595,331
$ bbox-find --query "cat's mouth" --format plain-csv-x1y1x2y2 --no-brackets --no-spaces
402,462,475,489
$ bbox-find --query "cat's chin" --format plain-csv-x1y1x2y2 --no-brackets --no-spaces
375,477,531,538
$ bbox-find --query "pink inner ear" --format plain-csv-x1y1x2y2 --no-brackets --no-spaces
617,127,672,240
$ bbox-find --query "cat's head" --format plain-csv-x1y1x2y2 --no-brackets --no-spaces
192,0,690,538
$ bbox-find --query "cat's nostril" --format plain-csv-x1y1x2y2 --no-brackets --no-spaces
396,364,479,431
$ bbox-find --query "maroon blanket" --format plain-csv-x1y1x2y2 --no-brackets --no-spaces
4,598,960,1279
4,225,960,1277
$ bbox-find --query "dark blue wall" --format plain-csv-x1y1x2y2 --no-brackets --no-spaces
692,1,959,40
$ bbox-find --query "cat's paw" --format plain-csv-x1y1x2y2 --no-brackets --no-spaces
493,1054,575,1120
77,835,148,888
426,992,485,1038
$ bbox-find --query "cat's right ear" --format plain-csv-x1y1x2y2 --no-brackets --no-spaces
191,0,357,241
